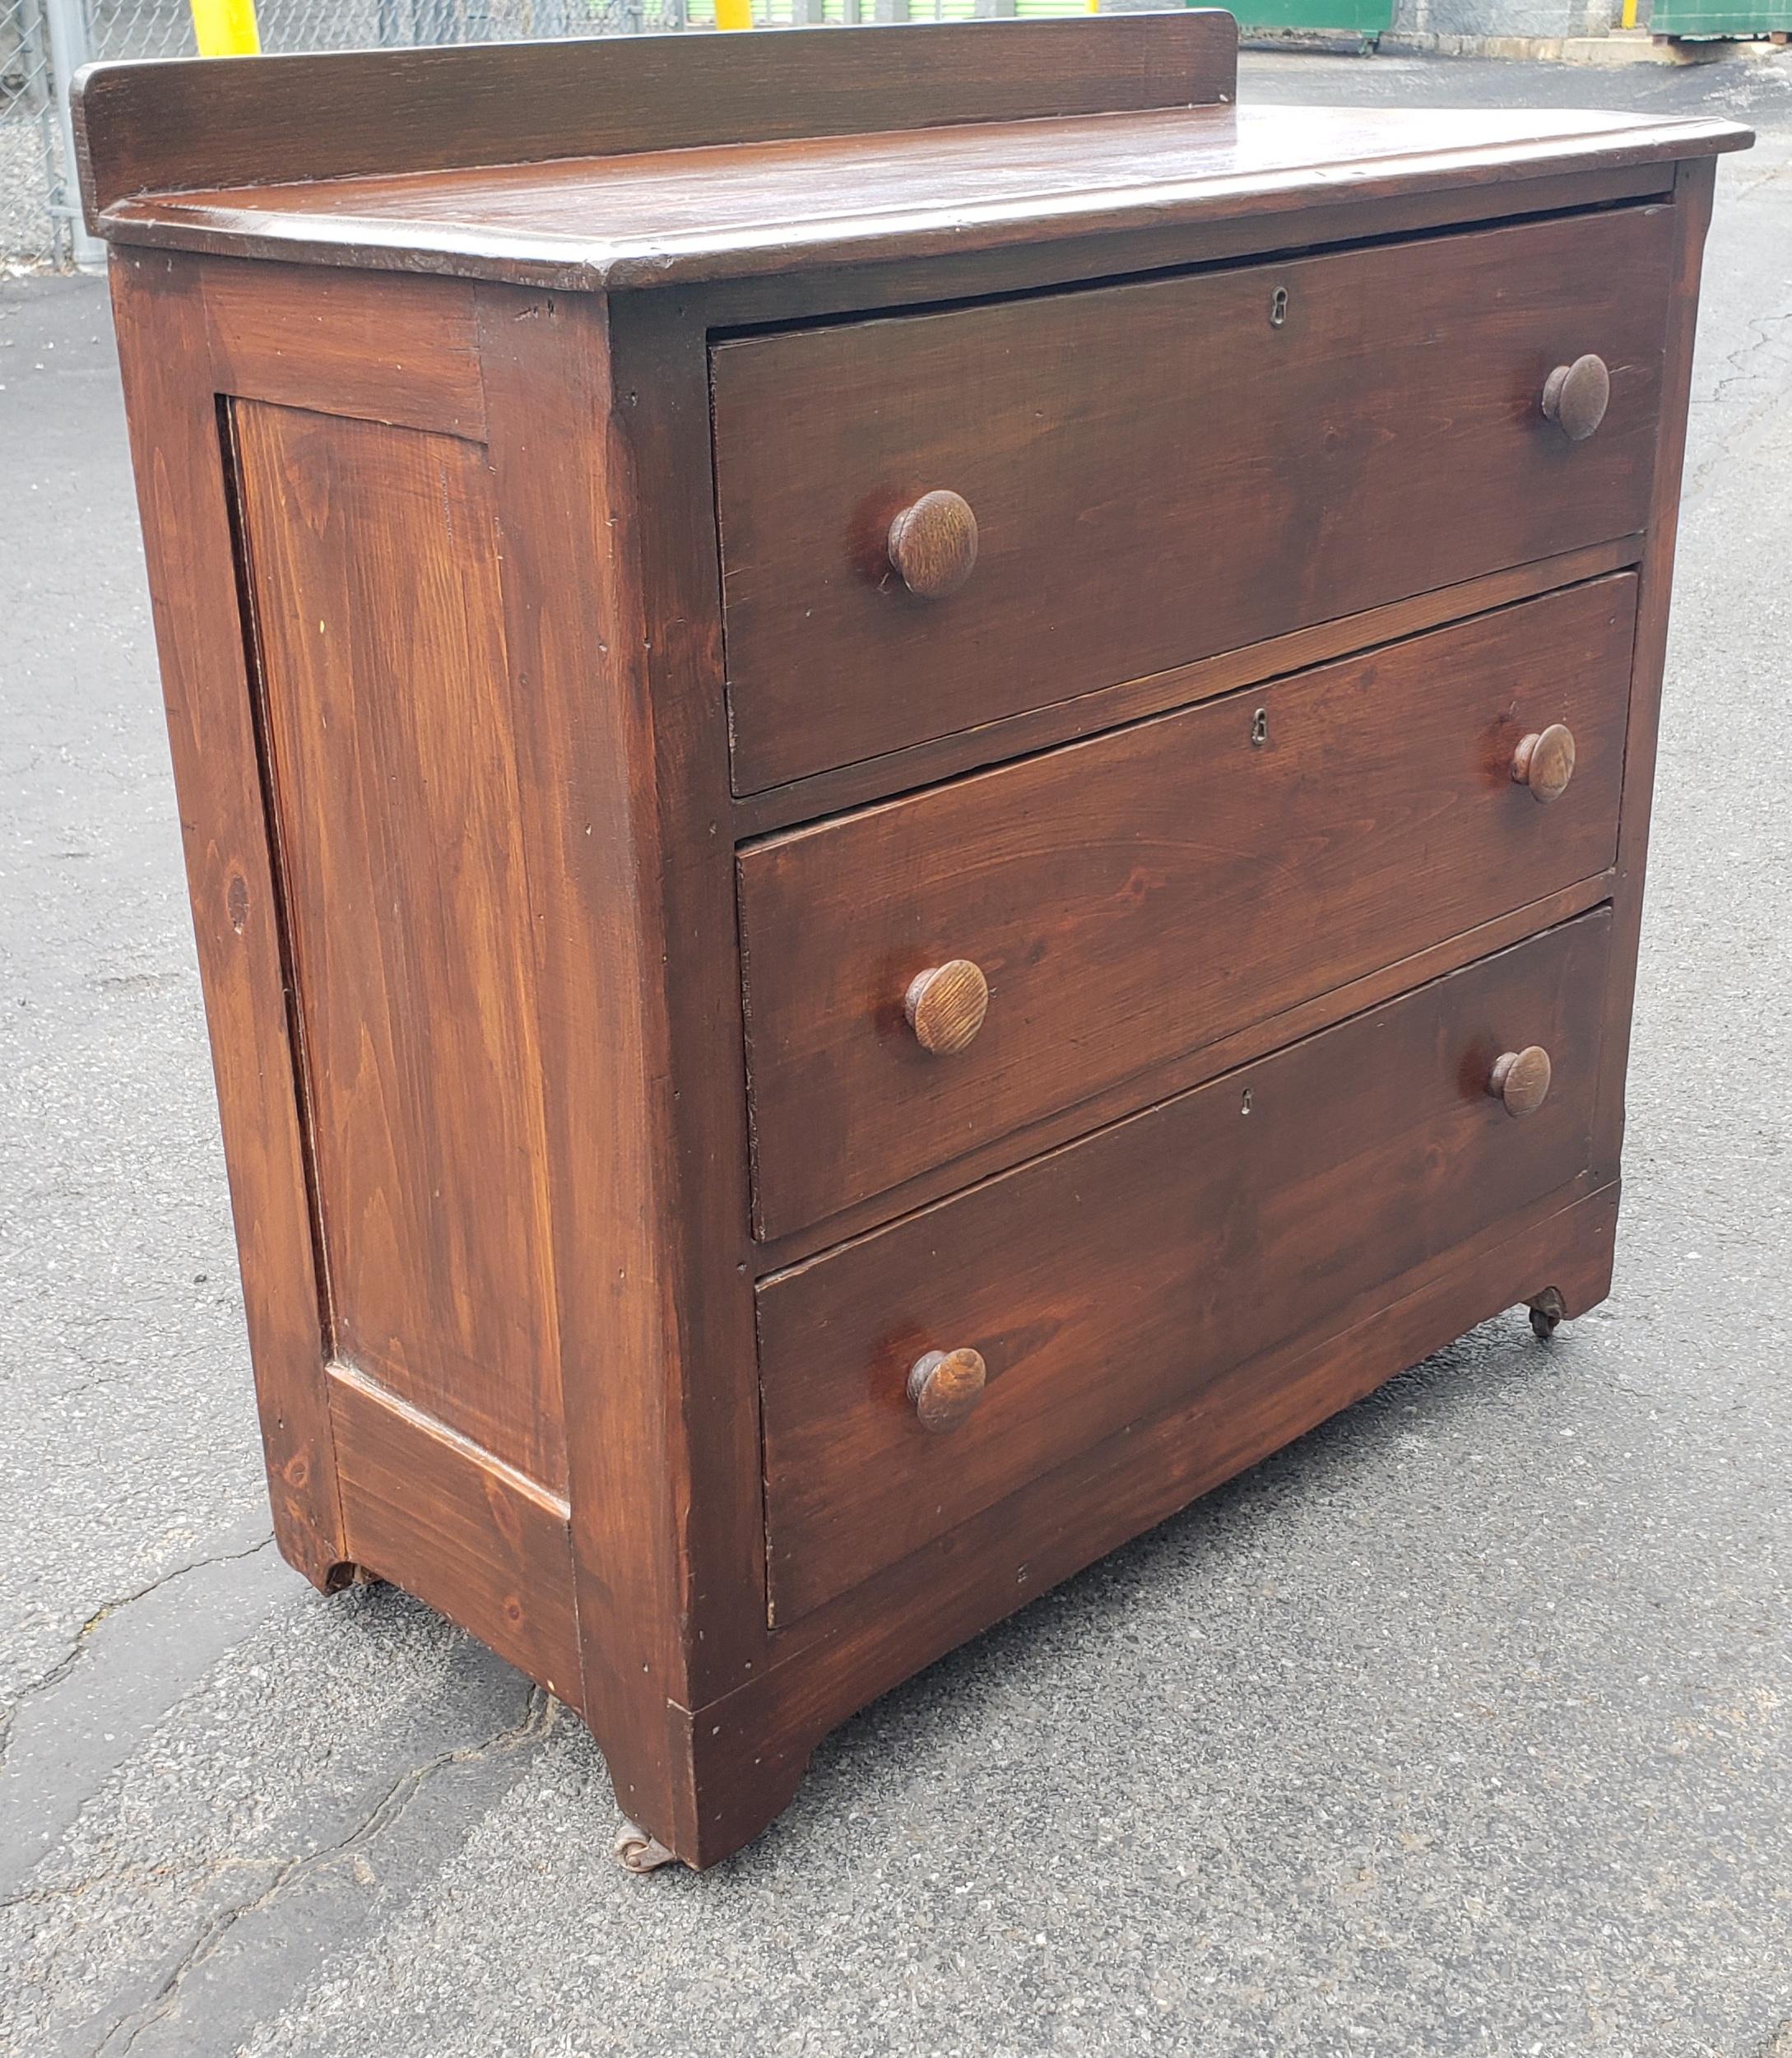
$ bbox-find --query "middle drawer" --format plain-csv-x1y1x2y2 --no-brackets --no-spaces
739,574,1636,1241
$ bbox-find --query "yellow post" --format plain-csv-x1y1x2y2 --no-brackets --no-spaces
1620,0,1639,21
191,0,261,56
716,0,754,26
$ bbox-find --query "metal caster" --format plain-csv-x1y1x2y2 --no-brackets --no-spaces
613,1819,677,1874
1527,1288,1567,1341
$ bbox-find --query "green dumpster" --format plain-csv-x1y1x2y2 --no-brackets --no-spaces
1228,0,1395,42
1649,0,1791,32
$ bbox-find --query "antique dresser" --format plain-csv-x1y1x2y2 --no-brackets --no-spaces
78,14,1749,1869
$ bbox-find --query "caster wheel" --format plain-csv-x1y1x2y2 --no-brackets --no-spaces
613,1819,677,1874
1527,1289,1567,1341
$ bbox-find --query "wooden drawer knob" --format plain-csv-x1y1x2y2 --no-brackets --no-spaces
908,1347,987,1433
887,490,978,599
1511,723,1576,803
1488,1045,1553,1118
904,959,989,1055
1541,355,1610,443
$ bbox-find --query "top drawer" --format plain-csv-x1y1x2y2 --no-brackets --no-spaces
712,205,1674,794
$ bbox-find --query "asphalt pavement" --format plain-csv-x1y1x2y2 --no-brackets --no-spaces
2,45,1789,2058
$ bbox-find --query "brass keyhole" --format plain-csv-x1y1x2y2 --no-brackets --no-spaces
1270,287,1288,328
1251,708,1269,748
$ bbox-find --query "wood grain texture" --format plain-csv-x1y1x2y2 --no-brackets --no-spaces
1591,156,1718,1187
108,251,346,1591
82,97,1744,292
1542,351,1613,444
232,402,569,1491
694,159,1679,337
886,489,979,601
74,14,1237,220
908,1347,989,1433
598,288,775,1722
903,959,990,1057
1490,1044,1553,1117
470,287,689,1842
202,258,485,438
328,1363,580,1702
730,541,1642,839
472,283,773,1853
93,52,1738,1869
741,578,1636,1239
758,910,1613,1624
716,206,1673,792
1513,722,1577,802
681,1175,1619,1863
750,871,1616,1276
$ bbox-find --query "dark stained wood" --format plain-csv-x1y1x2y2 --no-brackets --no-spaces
596,287,774,1726
757,911,1612,1625
740,578,1636,1239
1513,722,1577,802
1591,155,1719,1189
89,32,1739,1870
694,158,1682,337
750,870,1618,1276
82,99,1744,294
1490,1044,1554,1117
715,207,1673,792
231,401,570,1492
908,1348,989,1434
473,281,773,1851
1542,352,1613,444
327,1362,581,1703
108,251,346,1591
903,959,990,1057
886,490,979,601
730,540,1642,839
680,1174,1620,1866
471,286,693,1843
202,258,485,439
74,15,1237,223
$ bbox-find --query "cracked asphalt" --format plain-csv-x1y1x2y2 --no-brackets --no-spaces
3,47,1790,2058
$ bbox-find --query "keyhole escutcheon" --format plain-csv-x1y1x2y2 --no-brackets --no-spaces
1270,287,1288,328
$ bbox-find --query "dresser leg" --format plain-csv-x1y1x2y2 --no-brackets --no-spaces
1526,1286,1568,1340
319,1561,383,1593
613,1818,678,1874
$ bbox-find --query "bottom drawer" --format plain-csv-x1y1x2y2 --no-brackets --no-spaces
757,909,1612,1626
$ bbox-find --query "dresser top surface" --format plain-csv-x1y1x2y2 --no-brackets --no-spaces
77,15,1748,290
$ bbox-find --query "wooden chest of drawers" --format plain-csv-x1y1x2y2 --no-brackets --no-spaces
80,15,1749,1870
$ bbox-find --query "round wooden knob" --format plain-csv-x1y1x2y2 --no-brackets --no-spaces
1488,1045,1553,1118
1511,723,1576,803
887,490,978,599
904,959,989,1055
1540,355,1610,443
908,1347,987,1433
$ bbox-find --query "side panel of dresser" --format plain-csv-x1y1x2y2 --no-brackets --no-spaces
1593,155,1719,1187
107,251,764,1855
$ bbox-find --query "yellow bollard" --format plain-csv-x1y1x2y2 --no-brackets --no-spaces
191,0,261,55
716,0,754,26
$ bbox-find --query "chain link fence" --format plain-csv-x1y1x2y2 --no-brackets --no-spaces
2,0,1090,270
